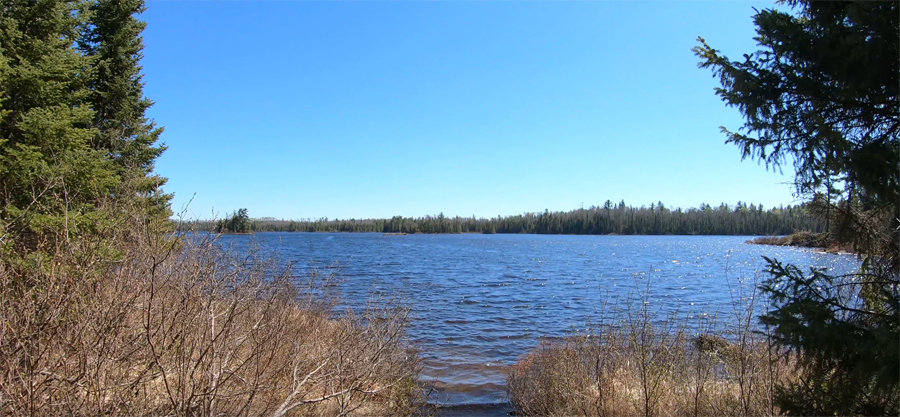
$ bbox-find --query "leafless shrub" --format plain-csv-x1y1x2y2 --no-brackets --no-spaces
0,212,421,417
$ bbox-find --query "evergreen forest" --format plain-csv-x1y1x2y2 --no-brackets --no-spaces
186,202,824,236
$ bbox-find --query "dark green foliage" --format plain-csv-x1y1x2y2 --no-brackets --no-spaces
693,1,898,213
216,208,251,234
185,201,824,235
0,1,117,253
0,0,169,260
759,258,899,415
78,0,170,221
696,1,899,414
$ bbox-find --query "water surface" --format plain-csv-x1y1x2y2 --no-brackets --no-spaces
217,233,856,405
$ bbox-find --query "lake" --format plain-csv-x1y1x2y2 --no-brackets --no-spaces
215,233,857,405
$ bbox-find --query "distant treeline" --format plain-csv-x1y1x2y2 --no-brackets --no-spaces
181,201,824,236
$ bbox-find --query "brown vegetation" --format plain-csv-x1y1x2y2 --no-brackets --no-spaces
0,216,421,417
746,231,852,253
507,289,794,417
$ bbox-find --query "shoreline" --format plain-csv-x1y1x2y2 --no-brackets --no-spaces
205,230,815,238
420,402,512,417
746,231,854,254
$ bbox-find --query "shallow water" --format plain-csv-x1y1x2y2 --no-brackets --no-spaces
216,233,857,405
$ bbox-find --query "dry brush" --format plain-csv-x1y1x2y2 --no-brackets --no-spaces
0,218,421,417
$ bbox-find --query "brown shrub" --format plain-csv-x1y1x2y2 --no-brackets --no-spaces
508,329,793,417
507,289,795,417
747,232,830,249
0,216,421,417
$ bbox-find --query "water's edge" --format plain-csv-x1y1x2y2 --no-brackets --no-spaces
420,402,513,417
215,233,857,405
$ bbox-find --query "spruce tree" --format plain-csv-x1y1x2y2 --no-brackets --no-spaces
695,1,899,414
1,0,171,259
0,0,118,254
79,0,171,223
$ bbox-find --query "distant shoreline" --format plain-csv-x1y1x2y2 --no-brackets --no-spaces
178,203,825,236
746,232,853,254
210,230,817,238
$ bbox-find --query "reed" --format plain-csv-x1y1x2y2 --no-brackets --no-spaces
507,281,794,417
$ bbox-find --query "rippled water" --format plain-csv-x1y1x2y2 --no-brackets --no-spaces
215,233,857,405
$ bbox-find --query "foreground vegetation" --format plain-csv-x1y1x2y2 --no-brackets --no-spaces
694,0,899,411
509,1,899,416
0,2,421,416
184,202,824,236
0,222,421,416
508,287,791,417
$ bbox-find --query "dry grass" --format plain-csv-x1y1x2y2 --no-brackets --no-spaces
507,287,795,417
0,215,421,417
747,232,828,251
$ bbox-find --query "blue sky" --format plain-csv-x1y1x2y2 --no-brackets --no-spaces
143,1,799,221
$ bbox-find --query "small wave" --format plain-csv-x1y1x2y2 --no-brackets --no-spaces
424,381,507,405
498,334,528,340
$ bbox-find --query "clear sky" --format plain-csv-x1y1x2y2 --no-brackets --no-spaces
142,1,801,221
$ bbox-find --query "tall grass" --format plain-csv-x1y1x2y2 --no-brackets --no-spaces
0,215,421,417
507,278,795,417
